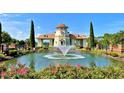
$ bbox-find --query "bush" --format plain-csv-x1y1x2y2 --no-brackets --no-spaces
37,48,49,53
1,63,124,79
85,47,91,50
18,50,31,55
109,52,119,57
0,53,5,58
119,54,124,58
9,50,17,57
90,50,120,58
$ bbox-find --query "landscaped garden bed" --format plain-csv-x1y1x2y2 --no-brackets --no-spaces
0,62,124,79
80,49,124,61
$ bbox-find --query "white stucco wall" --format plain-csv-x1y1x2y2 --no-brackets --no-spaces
83,39,87,47
37,39,43,47
54,28,70,46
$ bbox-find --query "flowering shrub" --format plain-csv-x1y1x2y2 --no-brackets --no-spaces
0,64,30,79
0,63,124,79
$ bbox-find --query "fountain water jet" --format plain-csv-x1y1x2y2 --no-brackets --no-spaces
55,45,74,56
44,45,85,59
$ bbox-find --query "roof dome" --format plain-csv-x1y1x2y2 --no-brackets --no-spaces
56,24,68,28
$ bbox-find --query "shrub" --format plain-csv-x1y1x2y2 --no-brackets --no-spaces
85,47,91,50
119,54,124,58
109,52,119,57
0,53,5,58
9,50,17,57
18,50,31,55
1,63,124,79
37,48,49,53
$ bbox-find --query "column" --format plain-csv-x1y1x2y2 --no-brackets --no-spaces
80,40,83,48
38,39,43,47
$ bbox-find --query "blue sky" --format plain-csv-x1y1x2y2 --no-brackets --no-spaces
0,13,124,40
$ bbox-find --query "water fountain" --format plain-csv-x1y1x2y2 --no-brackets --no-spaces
44,45,85,59
55,45,74,56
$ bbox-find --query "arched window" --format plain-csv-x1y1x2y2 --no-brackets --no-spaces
60,40,65,45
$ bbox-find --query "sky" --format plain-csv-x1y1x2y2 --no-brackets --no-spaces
0,13,124,40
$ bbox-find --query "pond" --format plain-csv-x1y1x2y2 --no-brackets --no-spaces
16,52,121,71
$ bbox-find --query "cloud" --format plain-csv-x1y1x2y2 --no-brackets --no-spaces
0,13,21,17
0,18,30,40
2,13,8,16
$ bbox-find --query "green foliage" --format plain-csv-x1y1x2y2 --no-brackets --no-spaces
1,31,12,44
98,31,124,48
1,58,17,67
88,49,123,58
89,22,95,50
29,60,35,71
19,49,31,55
89,62,97,68
106,52,119,57
17,40,25,48
0,53,5,58
114,31,124,44
9,50,17,57
119,54,124,58
90,49,106,55
30,20,35,48
0,22,2,44
1,63,124,79
11,38,17,43
37,48,46,52
100,36,109,50
25,39,30,47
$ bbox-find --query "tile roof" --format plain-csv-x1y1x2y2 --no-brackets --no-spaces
37,34,55,39
56,24,68,28
37,33,87,40
70,34,87,39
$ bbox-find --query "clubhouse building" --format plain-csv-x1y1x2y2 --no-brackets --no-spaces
37,24,87,48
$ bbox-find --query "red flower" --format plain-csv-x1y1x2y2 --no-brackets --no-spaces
17,68,28,75
51,68,57,75
77,64,81,69
1,72,6,79
56,64,61,68
10,65,16,72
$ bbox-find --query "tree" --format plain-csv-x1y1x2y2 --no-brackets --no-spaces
1,31,12,44
101,38,109,52
0,22,2,45
89,22,95,50
25,39,30,46
11,38,17,43
18,40,25,46
30,20,35,48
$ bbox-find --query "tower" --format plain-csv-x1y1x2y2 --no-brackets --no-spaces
54,24,70,46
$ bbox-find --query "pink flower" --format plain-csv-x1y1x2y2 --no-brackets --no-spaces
65,64,70,67
56,64,61,68
76,64,81,69
1,72,6,79
10,65,16,72
51,68,57,75
49,64,52,68
17,68,28,75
